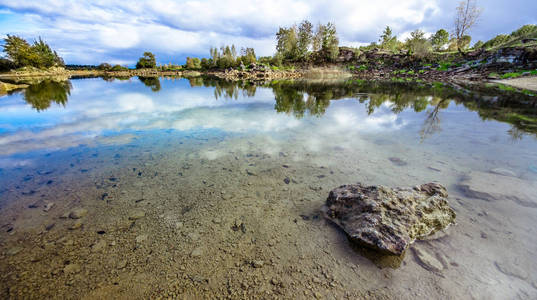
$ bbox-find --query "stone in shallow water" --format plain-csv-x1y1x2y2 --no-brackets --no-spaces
412,246,444,272
129,210,146,220
323,183,456,256
69,208,88,219
458,171,537,208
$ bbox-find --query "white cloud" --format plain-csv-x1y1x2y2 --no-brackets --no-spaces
0,0,444,64
2,0,534,64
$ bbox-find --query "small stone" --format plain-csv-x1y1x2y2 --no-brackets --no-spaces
389,157,407,166
314,292,322,299
191,247,203,257
135,234,148,243
271,278,280,285
187,232,200,241
412,246,444,272
91,239,107,252
283,177,290,184
7,246,23,256
175,222,183,229
43,202,55,212
117,259,127,269
129,210,146,220
69,220,83,230
69,208,88,219
252,260,264,268
64,263,81,274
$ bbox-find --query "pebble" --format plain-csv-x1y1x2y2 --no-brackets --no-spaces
252,260,264,268
187,232,200,241
43,202,55,212
69,220,83,230
91,239,107,252
412,246,444,272
191,247,203,257
7,246,23,256
136,234,148,243
129,210,146,220
64,263,81,274
69,208,88,219
117,259,127,269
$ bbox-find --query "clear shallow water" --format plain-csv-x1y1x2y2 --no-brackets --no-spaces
0,77,536,299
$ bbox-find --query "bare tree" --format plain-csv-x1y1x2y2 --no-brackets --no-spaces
453,0,481,54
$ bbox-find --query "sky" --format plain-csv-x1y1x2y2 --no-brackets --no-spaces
0,0,535,66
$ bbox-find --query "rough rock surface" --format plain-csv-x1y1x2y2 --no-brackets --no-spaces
459,171,537,208
323,183,456,255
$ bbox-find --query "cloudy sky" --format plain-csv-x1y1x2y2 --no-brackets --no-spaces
0,0,535,66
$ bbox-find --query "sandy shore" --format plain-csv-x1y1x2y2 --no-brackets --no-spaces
492,76,537,92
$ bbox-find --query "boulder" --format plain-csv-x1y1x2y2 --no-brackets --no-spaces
458,171,537,208
323,183,455,256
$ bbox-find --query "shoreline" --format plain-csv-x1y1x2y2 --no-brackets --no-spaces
1,65,536,95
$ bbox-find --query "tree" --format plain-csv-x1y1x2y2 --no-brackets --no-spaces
459,35,472,50
431,29,449,51
276,26,299,60
3,35,34,67
185,57,201,69
297,20,313,59
135,52,156,69
405,29,432,58
239,47,256,65
314,22,339,61
379,26,398,52
2,35,64,68
472,40,484,49
453,0,481,54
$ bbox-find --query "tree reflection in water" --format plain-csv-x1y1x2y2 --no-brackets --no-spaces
20,76,537,140
24,79,72,111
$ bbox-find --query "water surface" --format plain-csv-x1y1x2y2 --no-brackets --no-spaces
1,77,536,299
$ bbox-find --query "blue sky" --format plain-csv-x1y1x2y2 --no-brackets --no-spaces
0,0,535,66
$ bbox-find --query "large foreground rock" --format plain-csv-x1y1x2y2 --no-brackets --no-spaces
323,183,455,255
458,171,537,208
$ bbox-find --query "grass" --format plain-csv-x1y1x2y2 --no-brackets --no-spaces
500,69,537,79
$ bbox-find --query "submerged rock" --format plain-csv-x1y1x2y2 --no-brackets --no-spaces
323,182,455,255
459,171,537,208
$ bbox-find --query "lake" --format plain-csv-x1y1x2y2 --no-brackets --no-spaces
0,76,536,299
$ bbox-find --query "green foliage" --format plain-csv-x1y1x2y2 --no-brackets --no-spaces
185,57,201,69
2,35,64,69
238,47,257,66
482,34,511,49
473,40,484,49
97,63,112,70
276,26,299,60
431,29,449,51
379,26,399,52
316,22,339,61
511,24,537,38
138,76,161,92
405,29,432,58
24,80,71,111
135,52,156,69
297,20,313,59
110,64,128,71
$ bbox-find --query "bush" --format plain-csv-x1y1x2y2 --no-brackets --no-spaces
135,52,156,69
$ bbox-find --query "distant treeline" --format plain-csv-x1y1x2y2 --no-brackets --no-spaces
1,0,536,73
